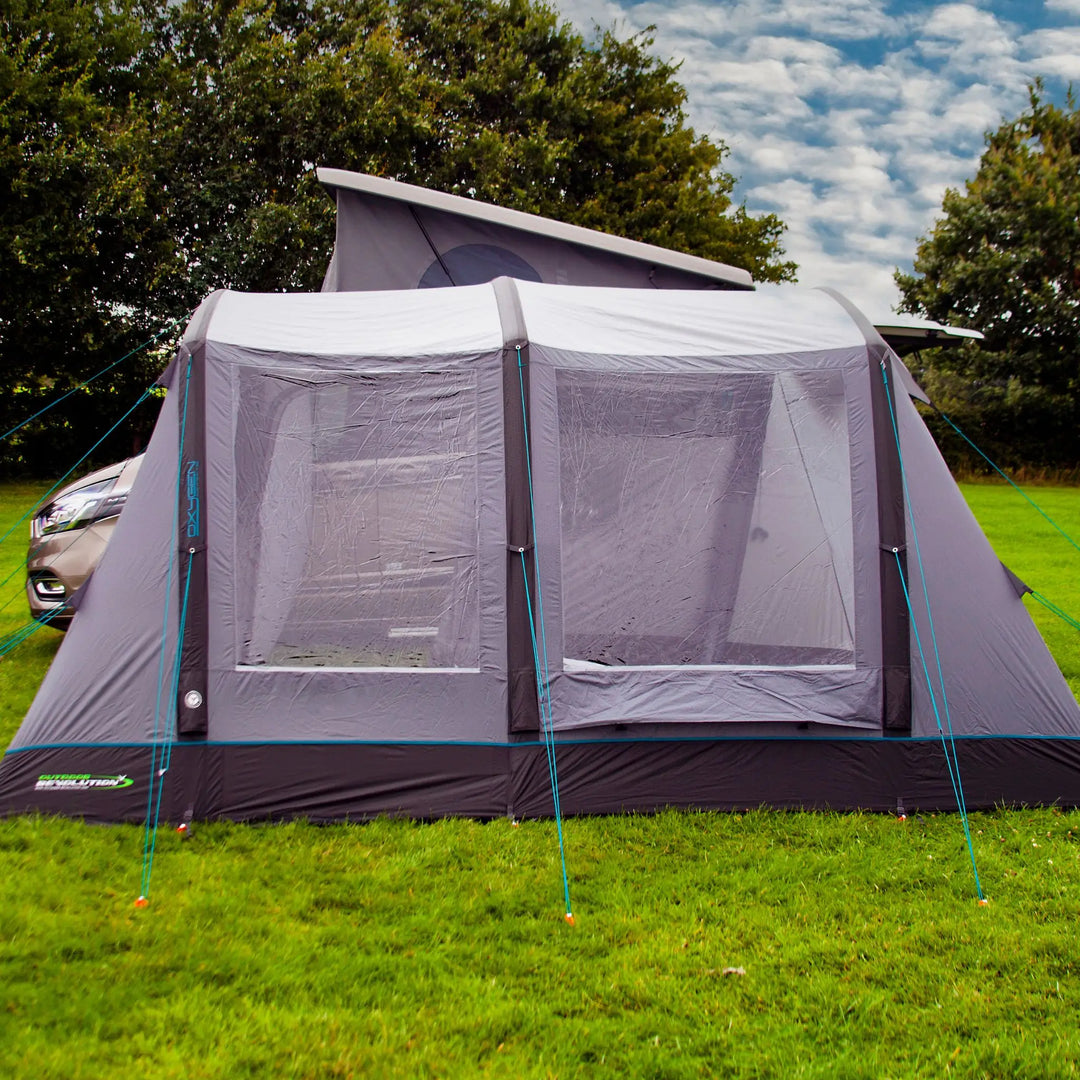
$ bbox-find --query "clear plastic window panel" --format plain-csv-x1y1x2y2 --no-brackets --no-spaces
236,367,480,668
557,369,855,667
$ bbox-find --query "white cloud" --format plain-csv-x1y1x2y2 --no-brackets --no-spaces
914,178,957,212
557,0,1078,317
1021,26,1080,50
913,6,1021,83
744,35,842,63
920,3,1008,39
1020,28,1080,80
1027,53,1080,79
698,58,805,98
575,0,900,41
734,0,894,39
902,150,979,193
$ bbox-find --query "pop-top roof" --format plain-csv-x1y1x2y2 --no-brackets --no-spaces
317,168,755,291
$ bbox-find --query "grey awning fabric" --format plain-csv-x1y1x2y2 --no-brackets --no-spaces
8,281,1078,804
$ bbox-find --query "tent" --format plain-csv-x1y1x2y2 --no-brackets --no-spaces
1,174,1078,822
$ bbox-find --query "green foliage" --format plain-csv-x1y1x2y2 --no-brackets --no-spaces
0,0,172,472
0,0,794,477
896,85,1080,470
386,0,793,275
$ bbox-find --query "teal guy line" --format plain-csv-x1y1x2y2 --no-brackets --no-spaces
0,317,184,444
938,410,1080,557
516,344,572,922
1030,590,1080,634
936,411,1080,636
140,354,193,902
143,549,194,898
0,388,154,552
881,363,984,902
890,554,965,809
0,604,70,657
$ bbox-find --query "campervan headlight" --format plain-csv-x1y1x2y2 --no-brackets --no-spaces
33,478,123,538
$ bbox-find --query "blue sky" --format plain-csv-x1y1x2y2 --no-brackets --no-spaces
562,0,1080,321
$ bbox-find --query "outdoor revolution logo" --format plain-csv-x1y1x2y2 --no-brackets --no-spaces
185,459,201,539
34,774,134,792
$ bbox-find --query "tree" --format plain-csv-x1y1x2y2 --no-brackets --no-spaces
387,0,793,275
1,0,795,476
0,0,172,472
145,0,795,295
895,85,1080,471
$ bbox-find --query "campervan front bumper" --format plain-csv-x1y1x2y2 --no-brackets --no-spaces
26,520,119,629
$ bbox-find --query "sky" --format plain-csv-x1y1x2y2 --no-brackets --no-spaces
561,0,1080,322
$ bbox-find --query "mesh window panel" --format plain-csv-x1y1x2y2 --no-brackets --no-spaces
236,367,480,668
557,369,854,667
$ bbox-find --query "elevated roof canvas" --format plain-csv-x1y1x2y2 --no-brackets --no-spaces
318,168,755,293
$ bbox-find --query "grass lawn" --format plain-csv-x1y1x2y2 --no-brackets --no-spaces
0,480,1078,1079
960,483,1080,701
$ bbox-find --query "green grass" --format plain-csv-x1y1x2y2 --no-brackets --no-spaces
959,482,1080,699
1,481,1079,1078
2,810,1079,1078
0,481,63,747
